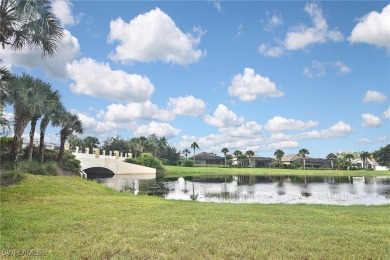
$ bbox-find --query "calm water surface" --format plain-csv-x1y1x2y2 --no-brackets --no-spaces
90,174,390,205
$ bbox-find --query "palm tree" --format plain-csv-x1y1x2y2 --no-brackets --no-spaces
274,149,284,167
326,153,337,169
83,136,100,153
55,112,83,163
360,151,371,170
0,66,13,135
298,148,310,170
233,150,243,167
5,74,44,163
344,153,355,170
182,148,190,158
27,79,52,161
38,90,64,162
245,150,255,168
190,142,199,165
221,147,229,165
0,0,64,57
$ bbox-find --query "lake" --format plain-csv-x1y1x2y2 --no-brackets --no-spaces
89,174,390,205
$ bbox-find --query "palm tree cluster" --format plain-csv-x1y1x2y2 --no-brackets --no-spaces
2,73,83,165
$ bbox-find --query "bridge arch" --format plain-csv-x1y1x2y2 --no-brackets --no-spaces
84,167,115,178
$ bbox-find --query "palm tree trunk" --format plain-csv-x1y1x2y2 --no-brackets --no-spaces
39,115,50,163
58,133,66,163
303,158,306,170
10,106,30,164
27,115,40,161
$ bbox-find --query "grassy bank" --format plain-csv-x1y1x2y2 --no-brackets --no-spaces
163,165,390,178
1,175,389,259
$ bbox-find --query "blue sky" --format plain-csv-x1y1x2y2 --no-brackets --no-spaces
3,1,389,158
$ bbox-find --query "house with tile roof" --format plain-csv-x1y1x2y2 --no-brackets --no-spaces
281,154,329,169
190,152,224,166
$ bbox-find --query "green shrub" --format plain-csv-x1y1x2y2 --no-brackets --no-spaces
140,153,163,170
183,159,194,167
0,137,13,155
125,154,163,170
17,161,61,176
0,170,25,186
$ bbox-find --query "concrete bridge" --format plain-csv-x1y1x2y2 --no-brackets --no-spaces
73,149,156,177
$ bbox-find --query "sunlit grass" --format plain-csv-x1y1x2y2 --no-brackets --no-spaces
1,175,389,259
163,165,390,177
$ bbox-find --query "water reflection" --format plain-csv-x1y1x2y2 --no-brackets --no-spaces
89,174,390,205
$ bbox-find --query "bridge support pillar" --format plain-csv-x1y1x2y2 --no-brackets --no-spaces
93,148,100,158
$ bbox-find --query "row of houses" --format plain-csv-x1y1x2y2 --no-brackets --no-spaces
190,152,387,170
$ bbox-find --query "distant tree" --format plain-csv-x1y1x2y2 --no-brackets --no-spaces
191,142,199,165
103,135,130,155
83,136,100,153
182,148,190,158
372,144,390,168
274,149,284,167
0,0,64,57
326,153,337,169
298,148,310,170
68,134,84,151
360,151,371,170
221,147,229,165
233,150,242,158
344,153,355,170
245,150,255,168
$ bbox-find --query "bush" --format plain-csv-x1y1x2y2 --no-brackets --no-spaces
140,153,163,170
0,137,13,155
183,159,194,167
17,161,61,176
125,153,163,170
0,170,25,186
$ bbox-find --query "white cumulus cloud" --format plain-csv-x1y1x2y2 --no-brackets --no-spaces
363,90,387,104
99,101,173,123
259,3,343,57
67,58,154,102
361,113,382,128
108,8,205,65
349,4,390,52
52,0,78,26
228,68,284,102
134,122,181,138
204,104,244,128
221,121,263,138
356,138,371,145
265,116,318,132
168,96,206,116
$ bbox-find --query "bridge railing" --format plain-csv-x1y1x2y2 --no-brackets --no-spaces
74,147,132,159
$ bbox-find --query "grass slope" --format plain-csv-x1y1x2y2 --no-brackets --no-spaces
164,165,390,178
1,175,389,259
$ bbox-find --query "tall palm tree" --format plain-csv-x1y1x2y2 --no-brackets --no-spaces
221,147,229,165
0,0,64,57
55,112,83,163
5,74,44,163
326,153,337,169
245,150,255,168
0,66,13,135
27,79,52,161
38,90,64,162
274,149,284,167
344,153,354,170
298,148,310,170
360,151,371,170
190,142,199,165
83,136,100,153
182,148,190,158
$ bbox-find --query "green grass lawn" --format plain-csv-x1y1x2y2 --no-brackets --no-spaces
1,174,389,259
163,165,390,178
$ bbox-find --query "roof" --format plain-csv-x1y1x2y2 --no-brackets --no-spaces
191,152,224,160
281,154,302,162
